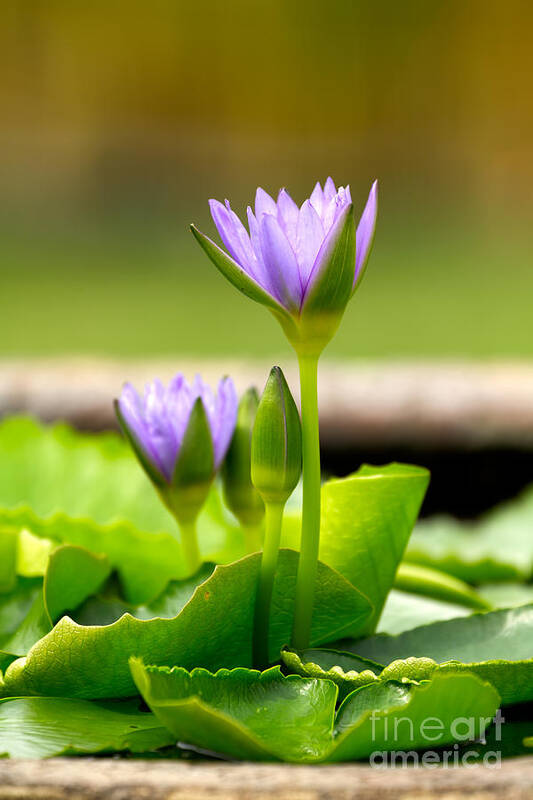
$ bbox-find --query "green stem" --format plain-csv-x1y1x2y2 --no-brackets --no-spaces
253,502,284,669
179,519,201,575
243,523,263,554
291,353,321,650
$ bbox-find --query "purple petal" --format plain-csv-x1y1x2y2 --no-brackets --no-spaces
321,196,338,233
193,373,216,421
209,199,255,272
276,189,299,248
302,202,353,301
144,379,179,481
355,180,378,286
191,374,237,468
119,384,164,474
323,176,337,204
309,181,325,216
246,206,279,296
212,377,238,467
255,187,278,219
259,214,303,311
166,373,194,455
296,200,325,286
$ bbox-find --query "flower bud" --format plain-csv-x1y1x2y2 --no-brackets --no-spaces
251,367,302,505
222,387,265,527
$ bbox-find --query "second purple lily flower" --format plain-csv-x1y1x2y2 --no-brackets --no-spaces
115,374,238,575
192,178,377,355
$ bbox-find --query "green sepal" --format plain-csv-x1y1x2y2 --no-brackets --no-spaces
222,387,265,527
251,367,302,505
114,399,166,488
164,398,215,525
190,225,293,322
288,204,356,356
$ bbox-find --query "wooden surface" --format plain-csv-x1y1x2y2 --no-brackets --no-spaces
2,357,533,448
1,757,533,799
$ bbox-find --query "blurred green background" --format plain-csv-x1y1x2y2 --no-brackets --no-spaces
1,0,531,360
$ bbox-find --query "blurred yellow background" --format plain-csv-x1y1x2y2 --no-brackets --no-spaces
1,0,531,359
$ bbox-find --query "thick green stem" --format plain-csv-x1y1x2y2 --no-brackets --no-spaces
179,519,201,575
243,523,263,554
291,353,321,650
253,502,284,669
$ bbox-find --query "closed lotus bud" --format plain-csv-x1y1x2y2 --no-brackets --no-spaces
222,387,265,527
251,367,302,505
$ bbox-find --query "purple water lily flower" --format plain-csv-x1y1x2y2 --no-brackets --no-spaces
117,374,238,484
201,178,377,311
191,178,377,354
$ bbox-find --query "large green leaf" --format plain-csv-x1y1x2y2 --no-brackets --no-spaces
0,578,40,647
348,604,533,705
0,550,372,698
0,417,242,603
377,589,471,635
328,672,499,762
132,660,499,763
407,486,533,583
73,564,216,627
44,545,111,622
131,661,337,762
282,463,429,632
0,544,111,670
0,697,174,758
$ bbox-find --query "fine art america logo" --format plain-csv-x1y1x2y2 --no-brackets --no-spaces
369,709,505,768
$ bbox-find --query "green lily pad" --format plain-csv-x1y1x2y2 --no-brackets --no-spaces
328,672,499,762
73,564,216,627
0,550,372,698
281,647,383,701
0,696,175,758
377,589,471,635
283,645,447,697
131,661,337,762
407,486,533,583
282,463,429,633
478,583,533,609
132,660,500,762
347,604,533,705
0,578,41,646
0,544,111,670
